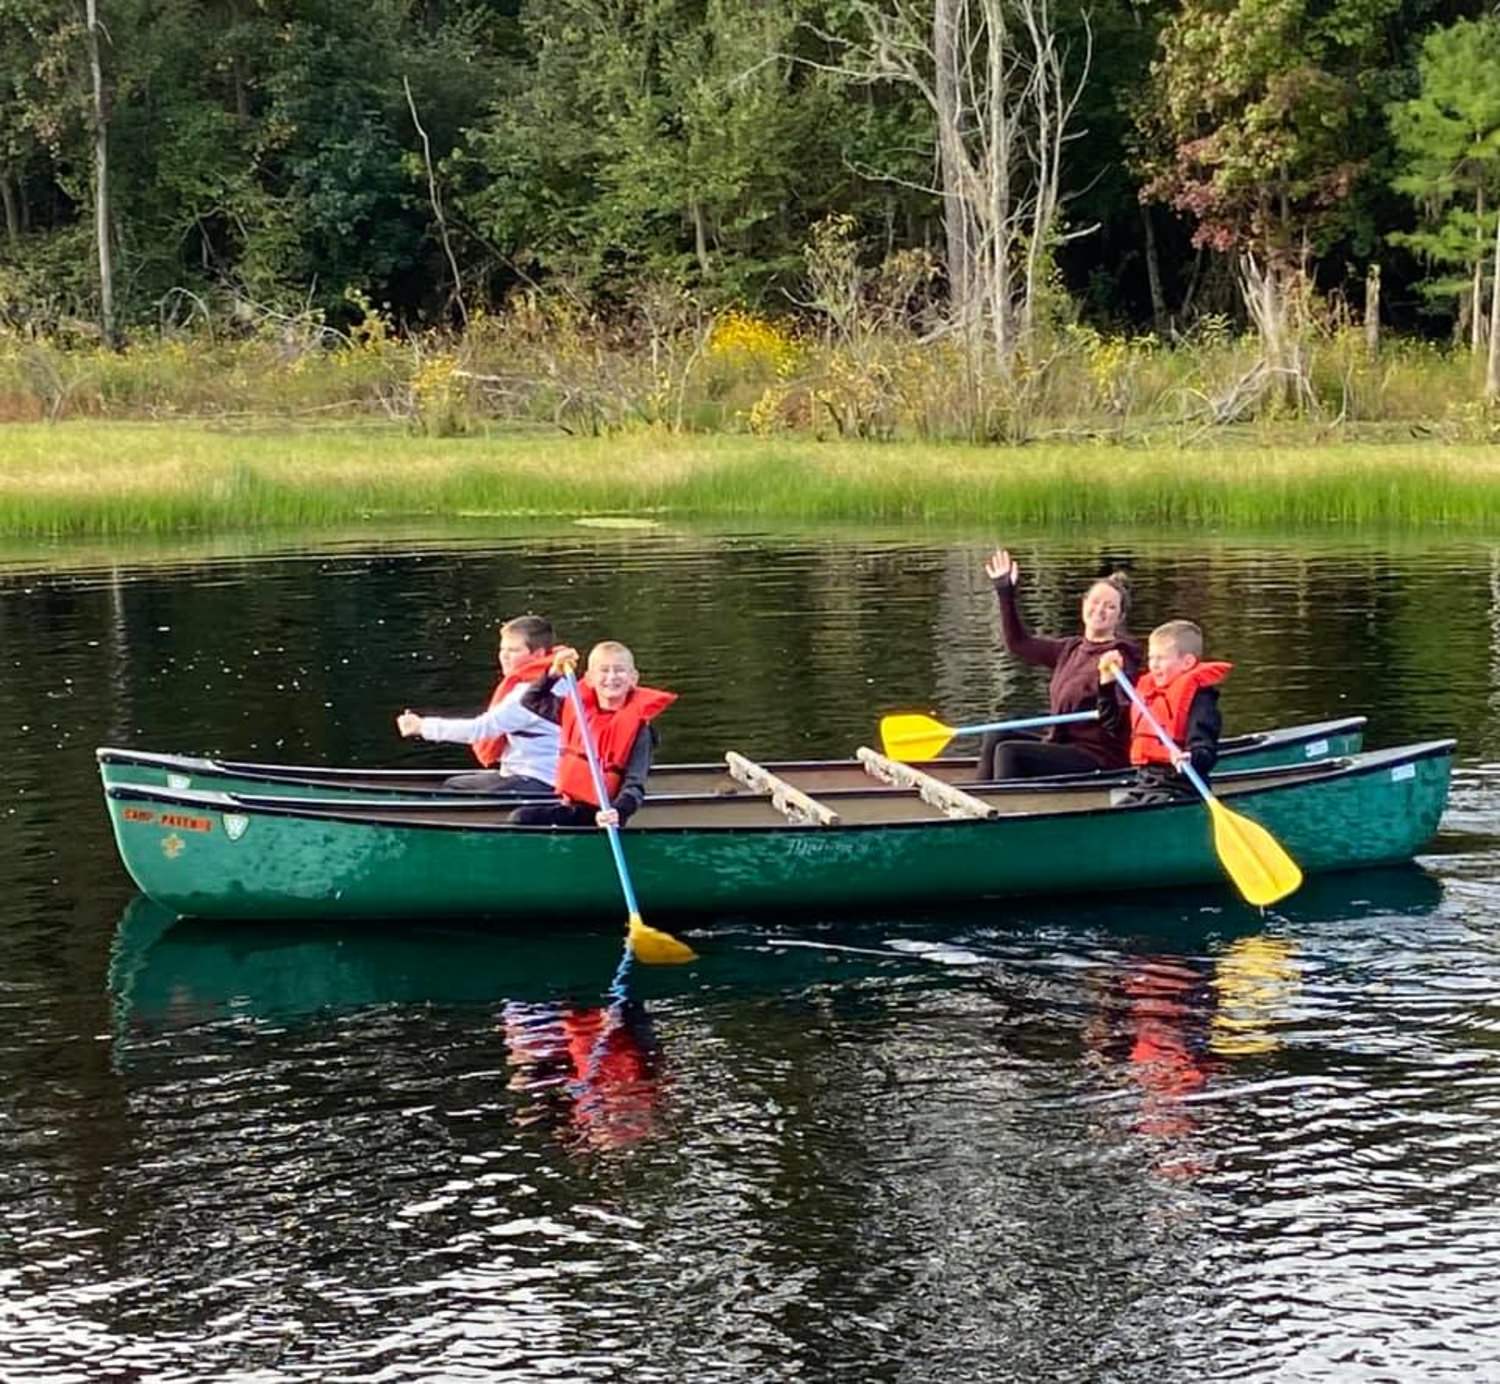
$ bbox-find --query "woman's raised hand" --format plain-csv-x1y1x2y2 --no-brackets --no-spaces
984,548,1019,584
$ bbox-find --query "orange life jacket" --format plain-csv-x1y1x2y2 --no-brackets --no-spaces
1129,661,1231,766
555,681,677,807
471,650,554,767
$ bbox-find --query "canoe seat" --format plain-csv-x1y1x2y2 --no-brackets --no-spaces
856,747,998,820
725,752,842,827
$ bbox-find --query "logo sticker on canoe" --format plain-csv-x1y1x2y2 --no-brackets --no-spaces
161,833,185,859
167,773,191,790
1304,739,1329,758
223,813,249,842
1391,763,1415,782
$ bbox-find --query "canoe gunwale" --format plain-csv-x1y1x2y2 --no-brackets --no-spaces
94,714,1369,797
103,738,1455,840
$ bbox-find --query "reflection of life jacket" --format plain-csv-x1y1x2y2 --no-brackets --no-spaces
556,683,677,807
1123,963,1210,1101
472,650,553,766
563,1006,658,1148
1129,661,1231,766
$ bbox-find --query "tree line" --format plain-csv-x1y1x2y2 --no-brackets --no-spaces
2,0,1498,375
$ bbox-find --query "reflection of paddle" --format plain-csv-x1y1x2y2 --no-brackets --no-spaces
879,708,1098,762
559,669,696,965
1112,669,1302,907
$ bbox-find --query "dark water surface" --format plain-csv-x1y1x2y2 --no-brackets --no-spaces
3,524,1499,1381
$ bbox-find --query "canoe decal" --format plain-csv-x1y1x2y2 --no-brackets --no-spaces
223,813,249,842
1304,740,1328,758
159,812,213,833
161,833,185,859
1391,763,1415,782
167,772,191,790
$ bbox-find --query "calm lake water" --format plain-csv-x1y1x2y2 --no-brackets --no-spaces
2,523,1499,1382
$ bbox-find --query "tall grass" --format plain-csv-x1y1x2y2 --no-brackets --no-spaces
1,423,1496,535
3,300,1498,443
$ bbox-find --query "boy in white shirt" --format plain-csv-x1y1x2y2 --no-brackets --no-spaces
396,614,561,794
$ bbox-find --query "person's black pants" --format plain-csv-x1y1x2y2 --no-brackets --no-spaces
975,732,1100,781
441,769,552,795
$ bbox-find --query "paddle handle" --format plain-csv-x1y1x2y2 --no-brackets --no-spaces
560,669,644,921
1111,669,1214,803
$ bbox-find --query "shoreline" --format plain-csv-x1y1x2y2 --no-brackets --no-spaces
2,421,1498,536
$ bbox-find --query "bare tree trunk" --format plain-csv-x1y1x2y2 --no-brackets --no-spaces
1486,213,1500,401
690,198,711,279
933,0,971,317
1142,202,1167,335
0,171,18,247
83,0,116,347
1473,188,1486,356
1240,252,1292,410
404,75,467,328
1364,263,1380,357
848,0,1089,381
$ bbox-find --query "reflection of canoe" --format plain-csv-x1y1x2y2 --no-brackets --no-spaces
108,863,1445,1033
105,897,987,1027
100,740,1453,923
95,716,1365,801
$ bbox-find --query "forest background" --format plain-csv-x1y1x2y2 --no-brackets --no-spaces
3,0,1500,449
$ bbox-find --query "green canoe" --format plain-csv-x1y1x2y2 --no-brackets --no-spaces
96,715,1366,802
101,739,1451,923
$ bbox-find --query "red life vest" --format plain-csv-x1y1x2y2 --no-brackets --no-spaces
1128,661,1231,766
555,681,677,807
471,650,554,766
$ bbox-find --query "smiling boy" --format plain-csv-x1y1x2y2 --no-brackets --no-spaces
1098,620,1231,804
510,641,677,828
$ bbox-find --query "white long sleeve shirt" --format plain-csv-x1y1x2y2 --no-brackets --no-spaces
417,682,560,786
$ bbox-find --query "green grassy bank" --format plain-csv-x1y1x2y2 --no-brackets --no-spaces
1,422,1498,536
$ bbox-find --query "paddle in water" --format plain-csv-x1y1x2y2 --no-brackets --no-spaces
559,667,697,965
879,708,1098,763
1111,668,1302,907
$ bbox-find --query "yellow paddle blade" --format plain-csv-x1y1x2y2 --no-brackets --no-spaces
879,713,954,763
628,913,697,965
1205,798,1303,907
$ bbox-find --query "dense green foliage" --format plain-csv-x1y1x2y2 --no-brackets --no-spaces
0,0,1497,342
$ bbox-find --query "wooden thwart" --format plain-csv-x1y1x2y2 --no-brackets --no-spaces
856,747,998,820
725,751,841,827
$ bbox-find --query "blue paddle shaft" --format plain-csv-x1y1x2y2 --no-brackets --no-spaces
962,709,1097,736
1111,669,1213,803
560,669,643,919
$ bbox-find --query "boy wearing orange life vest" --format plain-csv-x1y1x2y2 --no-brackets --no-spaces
510,640,676,828
395,613,561,794
1097,619,1229,804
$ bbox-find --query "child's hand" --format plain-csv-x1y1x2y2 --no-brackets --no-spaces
595,807,620,829
984,548,1018,584
1169,747,1190,772
396,710,422,737
549,645,580,676
1098,650,1123,684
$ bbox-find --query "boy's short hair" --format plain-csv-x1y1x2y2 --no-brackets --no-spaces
501,614,554,651
589,639,636,668
1150,619,1203,658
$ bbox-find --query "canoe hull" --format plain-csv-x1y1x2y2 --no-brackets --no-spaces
102,742,1452,923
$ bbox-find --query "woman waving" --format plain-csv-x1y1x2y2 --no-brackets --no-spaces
979,550,1141,780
